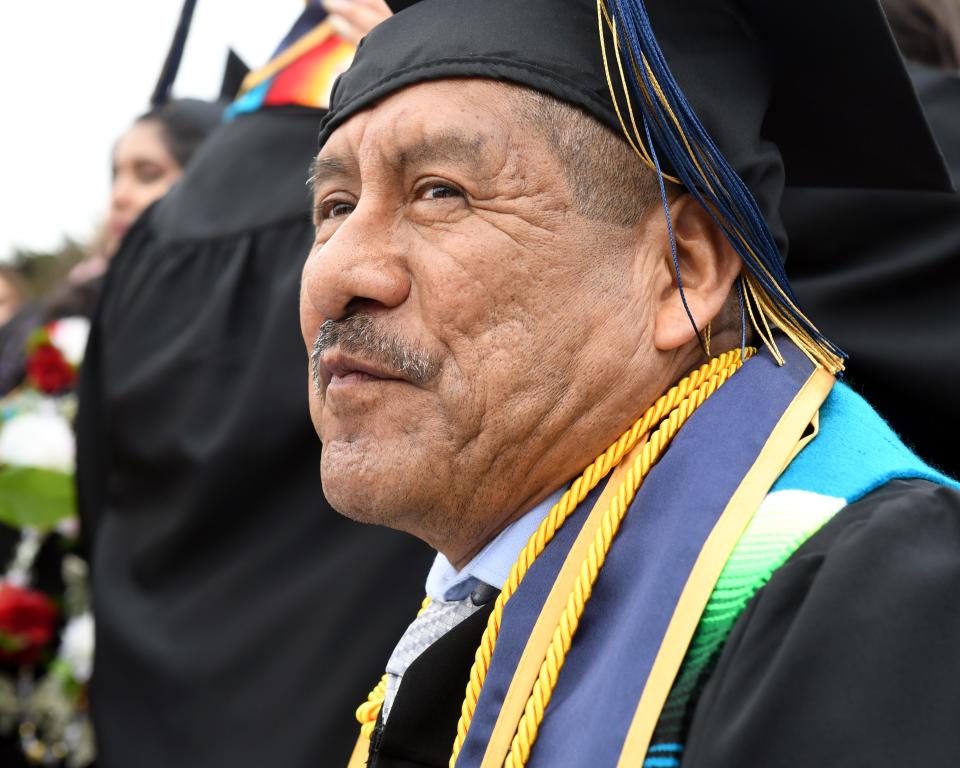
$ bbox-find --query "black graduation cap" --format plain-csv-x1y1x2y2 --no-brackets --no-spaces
317,0,954,373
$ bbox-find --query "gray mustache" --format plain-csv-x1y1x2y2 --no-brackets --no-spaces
311,314,441,392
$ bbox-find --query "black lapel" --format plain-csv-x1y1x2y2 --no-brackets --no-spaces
370,598,497,767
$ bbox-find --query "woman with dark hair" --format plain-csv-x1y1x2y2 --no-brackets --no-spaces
40,99,222,318
0,98,224,393
105,99,222,257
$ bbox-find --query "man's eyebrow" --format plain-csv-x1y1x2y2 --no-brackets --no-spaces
309,131,491,191
397,132,487,170
308,155,355,191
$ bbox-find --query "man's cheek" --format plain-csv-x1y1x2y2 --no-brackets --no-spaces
298,269,321,348
308,391,326,439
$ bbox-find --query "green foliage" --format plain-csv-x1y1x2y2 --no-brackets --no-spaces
25,326,52,355
0,632,27,654
0,468,74,531
5,240,85,299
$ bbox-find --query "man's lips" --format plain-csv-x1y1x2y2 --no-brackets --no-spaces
320,351,406,391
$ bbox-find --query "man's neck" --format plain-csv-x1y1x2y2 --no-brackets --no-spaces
446,482,568,569
428,486,568,599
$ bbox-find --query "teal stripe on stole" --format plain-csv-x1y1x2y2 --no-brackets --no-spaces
773,382,959,499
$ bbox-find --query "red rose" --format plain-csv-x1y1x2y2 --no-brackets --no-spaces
26,343,76,394
0,583,58,665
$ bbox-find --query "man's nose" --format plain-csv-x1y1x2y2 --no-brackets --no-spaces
302,201,411,323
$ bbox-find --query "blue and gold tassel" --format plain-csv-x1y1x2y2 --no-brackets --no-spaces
597,0,846,374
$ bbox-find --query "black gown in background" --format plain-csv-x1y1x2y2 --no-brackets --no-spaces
787,64,960,478
76,106,433,768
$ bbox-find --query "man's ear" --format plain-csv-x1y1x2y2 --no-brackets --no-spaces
651,194,742,352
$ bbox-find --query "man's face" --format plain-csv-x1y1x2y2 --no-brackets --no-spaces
301,80,662,562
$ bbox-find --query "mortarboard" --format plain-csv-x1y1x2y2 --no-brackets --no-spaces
316,0,954,373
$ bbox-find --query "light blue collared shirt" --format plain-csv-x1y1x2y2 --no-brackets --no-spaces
380,486,568,723
424,486,567,602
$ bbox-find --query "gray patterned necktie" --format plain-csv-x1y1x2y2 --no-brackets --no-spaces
381,596,485,722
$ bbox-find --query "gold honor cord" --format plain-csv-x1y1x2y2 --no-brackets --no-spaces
446,349,752,765
595,0,844,375
501,351,749,767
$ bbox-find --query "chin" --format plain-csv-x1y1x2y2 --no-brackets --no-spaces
319,435,426,530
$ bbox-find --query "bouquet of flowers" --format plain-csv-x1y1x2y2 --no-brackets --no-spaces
0,318,95,767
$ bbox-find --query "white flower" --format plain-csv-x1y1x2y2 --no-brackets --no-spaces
48,317,90,367
60,612,94,683
57,515,80,539
0,411,74,472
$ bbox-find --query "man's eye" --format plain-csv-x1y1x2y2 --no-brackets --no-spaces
321,200,355,220
421,184,463,201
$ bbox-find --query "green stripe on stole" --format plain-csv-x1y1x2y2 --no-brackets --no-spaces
646,488,845,757
641,381,959,764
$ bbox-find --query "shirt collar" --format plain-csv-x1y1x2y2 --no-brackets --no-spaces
424,486,566,602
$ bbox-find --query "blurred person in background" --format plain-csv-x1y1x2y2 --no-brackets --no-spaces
77,2,432,767
103,99,223,266
0,265,30,399
0,80,221,768
786,0,960,478
67,97,223,300
0,266,26,328
0,99,220,397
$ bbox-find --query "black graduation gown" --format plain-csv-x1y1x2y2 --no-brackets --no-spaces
786,64,960,478
76,106,433,768
365,479,960,767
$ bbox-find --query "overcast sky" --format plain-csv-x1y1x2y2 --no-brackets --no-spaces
0,0,304,260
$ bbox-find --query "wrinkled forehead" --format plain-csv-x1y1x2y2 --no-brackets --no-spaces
315,78,533,169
